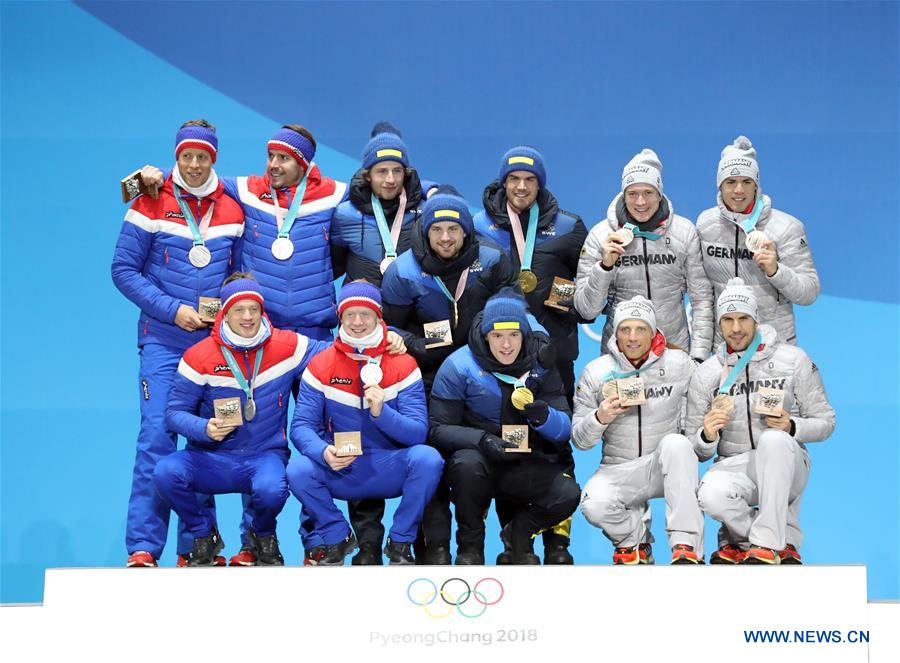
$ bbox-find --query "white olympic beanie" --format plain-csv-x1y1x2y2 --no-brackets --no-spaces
613,296,657,335
621,148,663,193
717,136,760,188
717,277,758,321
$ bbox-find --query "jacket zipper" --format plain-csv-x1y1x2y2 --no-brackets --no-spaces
641,238,652,299
733,226,739,276
637,405,643,456
745,365,755,449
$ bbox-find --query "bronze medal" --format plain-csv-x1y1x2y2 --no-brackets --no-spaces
711,394,734,415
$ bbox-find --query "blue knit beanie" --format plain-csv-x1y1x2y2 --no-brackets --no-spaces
480,288,531,336
220,278,265,316
420,185,473,236
268,127,316,168
498,146,547,189
362,121,410,169
175,125,218,163
337,281,383,319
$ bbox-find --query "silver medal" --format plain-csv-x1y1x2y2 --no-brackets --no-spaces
379,256,395,275
745,230,769,253
244,398,256,421
360,363,383,387
271,237,295,260
188,244,211,268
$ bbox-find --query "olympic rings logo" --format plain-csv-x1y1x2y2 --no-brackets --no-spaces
406,577,504,619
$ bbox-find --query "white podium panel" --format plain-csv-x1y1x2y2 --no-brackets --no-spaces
9,566,878,662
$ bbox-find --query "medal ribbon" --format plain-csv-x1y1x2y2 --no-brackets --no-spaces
735,196,764,235
173,184,215,246
717,331,763,395
491,371,530,389
433,269,470,325
506,203,539,272
220,346,265,403
270,174,310,237
623,222,661,241
371,189,407,259
601,362,655,381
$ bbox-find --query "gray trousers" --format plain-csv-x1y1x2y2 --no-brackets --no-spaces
580,433,704,555
698,429,810,551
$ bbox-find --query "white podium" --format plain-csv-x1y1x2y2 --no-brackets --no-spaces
1,565,893,662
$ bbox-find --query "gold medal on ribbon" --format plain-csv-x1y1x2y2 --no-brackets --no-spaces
519,269,538,293
511,387,534,411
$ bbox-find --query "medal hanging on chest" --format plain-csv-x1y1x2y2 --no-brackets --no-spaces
507,202,540,294
433,269,469,330
174,184,215,269
269,175,309,260
372,190,407,274
219,346,265,425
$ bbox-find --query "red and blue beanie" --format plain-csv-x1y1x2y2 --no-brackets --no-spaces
268,127,316,169
499,145,546,189
481,288,531,336
337,281,383,319
421,185,473,236
362,121,410,169
220,278,265,317
175,125,218,163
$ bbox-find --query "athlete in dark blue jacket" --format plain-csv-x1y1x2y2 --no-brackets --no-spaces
429,289,581,564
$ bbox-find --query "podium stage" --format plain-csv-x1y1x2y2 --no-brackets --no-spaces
2,565,896,662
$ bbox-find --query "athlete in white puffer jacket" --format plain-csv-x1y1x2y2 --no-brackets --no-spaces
686,278,835,565
697,136,820,346
573,296,703,565
575,149,714,362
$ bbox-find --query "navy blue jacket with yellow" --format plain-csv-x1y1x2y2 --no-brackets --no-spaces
380,223,519,387
330,169,440,287
290,322,428,468
429,312,573,461
220,166,347,339
111,174,244,351
166,313,328,454
474,184,589,363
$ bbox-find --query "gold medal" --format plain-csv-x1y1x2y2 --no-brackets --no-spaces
519,269,538,293
511,387,534,411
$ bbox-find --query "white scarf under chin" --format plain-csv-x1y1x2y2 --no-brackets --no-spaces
221,317,270,349
339,324,383,350
172,164,219,198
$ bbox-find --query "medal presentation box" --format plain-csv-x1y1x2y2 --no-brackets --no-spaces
6,566,886,661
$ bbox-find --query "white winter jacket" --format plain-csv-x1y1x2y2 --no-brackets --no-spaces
685,324,835,461
575,194,714,361
696,193,819,346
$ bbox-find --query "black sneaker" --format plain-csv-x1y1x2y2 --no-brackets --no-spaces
456,546,484,565
318,532,358,566
421,541,452,565
352,542,384,566
383,539,415,565
254,533,284,566
188,529,225,567
543,531,574,564
304,546,327,566
500,524,540,565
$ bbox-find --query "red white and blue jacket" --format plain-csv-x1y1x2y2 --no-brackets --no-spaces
221,166,348,339
111,176,244,350
166,313,329,455
290,323,428,468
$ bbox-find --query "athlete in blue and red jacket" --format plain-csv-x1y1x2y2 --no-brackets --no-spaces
288,281,443,566
156,275,329,565
111,120,243,568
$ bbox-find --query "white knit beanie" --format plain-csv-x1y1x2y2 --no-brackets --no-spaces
622,148,663,193
717,277,758,321
717,136,760,188
613,295,657,335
